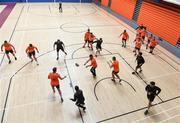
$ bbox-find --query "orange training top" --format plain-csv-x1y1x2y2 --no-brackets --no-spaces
112,60,119,72
140,30,147,37
84,32,91,40
89,34,95,42
122,32,129,40
3,43,13,51
26,46,38,53
135,39,142,49
91,57,97,68
150,39,158,47
48,72,61,86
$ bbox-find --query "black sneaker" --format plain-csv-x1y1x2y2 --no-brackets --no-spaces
139,70,142,73
144,110,148,115
15,57,17,60
56,57,59,60
83,107,86,112
111,79,115,82
9,60,11,64
61,98,64,103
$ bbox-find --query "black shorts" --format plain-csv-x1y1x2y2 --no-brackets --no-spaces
122,38,127,41
96,46,102,50
84,39,89,43
135,47,140,51
137,63,143,68
5,50,13,54
147,94,155,102
112,71,119,74
142,36,145,40
52,85,60,89
57,48,64,52
28,51,35,57
150,46,155,49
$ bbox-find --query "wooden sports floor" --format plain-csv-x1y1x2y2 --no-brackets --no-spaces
0,3,180,123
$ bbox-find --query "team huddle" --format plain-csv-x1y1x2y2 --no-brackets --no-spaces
1,25,161,115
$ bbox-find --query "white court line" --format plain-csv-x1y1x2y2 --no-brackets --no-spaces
160,114,180,123
131,105,180,123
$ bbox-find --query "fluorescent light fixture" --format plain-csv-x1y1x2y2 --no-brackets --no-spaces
163,0,180,5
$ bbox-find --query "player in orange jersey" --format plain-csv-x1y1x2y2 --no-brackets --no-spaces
119,30,129,47
88,33,96,50
133,36,142,56
84,54,97,77
149,37,158,54
108,56,121,83
146,34,153,49
48,67,66,102
25,44,39,65
1,41,17,64
83,29,91,48
140,27,148,44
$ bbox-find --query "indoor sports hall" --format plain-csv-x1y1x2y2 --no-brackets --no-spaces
0,0,180,123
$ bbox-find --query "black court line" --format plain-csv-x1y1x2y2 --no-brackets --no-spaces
60,22,89,33
96,95,180,123
0,49,52,123
117,53,164,103
155,54,179,72
0,6,24,67
71,47,112,59
94,77,136,101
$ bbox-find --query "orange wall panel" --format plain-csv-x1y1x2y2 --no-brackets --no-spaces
101,0,109,6
137,2,180,45
110,0,136,20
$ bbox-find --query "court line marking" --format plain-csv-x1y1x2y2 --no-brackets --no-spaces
131,104,180,123
1,43,179,123
96,95,180,123
0,6,24,67
94,77,136,101
160,114,180,123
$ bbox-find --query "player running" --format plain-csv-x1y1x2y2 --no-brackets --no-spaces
84,54,97,78
70,86,86,112
132,52,145,74
48,67,66,102
108,56,121,83
144,81,161,115
53,39,67,60
25,44,39,65
93,38,103,55
119,30,129,47
1,41,17,64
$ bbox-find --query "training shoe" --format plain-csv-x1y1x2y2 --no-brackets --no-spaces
139,70,142,73
83,107,86,112
111,79,115,82
144,110,148,115
61,98,64,103
56,57,59,60
9,60,11,64
65,52,67,55
15,57,17,60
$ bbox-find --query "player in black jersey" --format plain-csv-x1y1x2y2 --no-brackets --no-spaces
132,52,145,74
93,38,103,55
144,81,161,115
53,39,67,60
70,86,86,112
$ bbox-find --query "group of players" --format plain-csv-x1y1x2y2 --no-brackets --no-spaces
1,24,161,115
